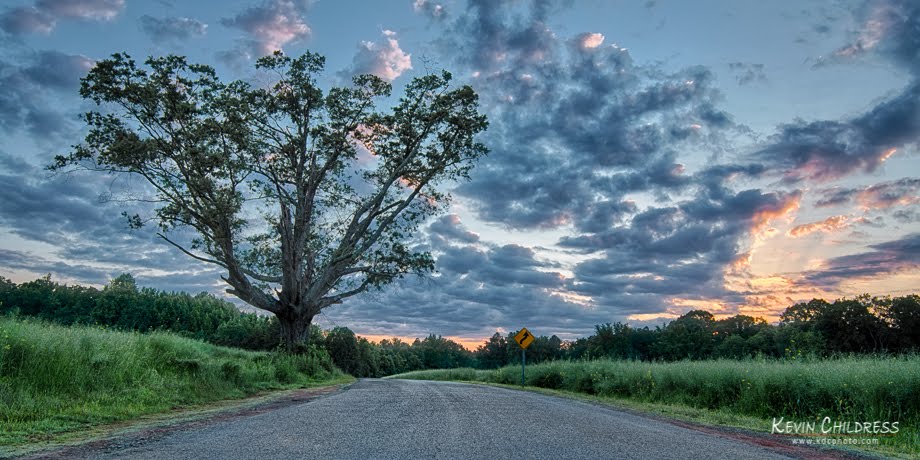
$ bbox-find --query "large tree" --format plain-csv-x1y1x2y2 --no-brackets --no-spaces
53,51,488,351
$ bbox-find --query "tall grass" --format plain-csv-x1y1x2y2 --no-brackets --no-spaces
0,317,346,446
394,357,920,455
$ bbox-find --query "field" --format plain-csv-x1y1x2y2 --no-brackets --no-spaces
0,317,348,447
392,357,920,457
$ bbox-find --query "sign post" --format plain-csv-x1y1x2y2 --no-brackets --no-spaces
513,327,534,386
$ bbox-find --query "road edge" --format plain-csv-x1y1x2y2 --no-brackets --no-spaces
404,379,895,460
2,380,354,460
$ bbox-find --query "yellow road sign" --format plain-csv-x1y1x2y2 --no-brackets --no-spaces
514,327,534,349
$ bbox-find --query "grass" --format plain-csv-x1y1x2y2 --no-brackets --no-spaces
390,356,920,458
0,316,349,448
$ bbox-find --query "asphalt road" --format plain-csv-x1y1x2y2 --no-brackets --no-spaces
76,379,808,459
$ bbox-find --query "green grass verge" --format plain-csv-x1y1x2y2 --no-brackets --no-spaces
389,357,920,458
0,317,348,447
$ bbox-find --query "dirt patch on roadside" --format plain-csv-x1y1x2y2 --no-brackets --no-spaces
12,384,349,460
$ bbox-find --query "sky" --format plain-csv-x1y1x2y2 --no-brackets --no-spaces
0,0,918,347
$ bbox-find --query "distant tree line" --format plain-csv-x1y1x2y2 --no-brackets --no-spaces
0,274,282,350
476,295,919,367
0,274,475,376
1,275,918,377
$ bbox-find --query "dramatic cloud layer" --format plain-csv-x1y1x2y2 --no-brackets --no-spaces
753,87,916,183
0,0,918,342
382,0,785,322
755,0,920,183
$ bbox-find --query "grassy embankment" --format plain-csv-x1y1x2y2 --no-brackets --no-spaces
0,317,350,448
391,357,920,458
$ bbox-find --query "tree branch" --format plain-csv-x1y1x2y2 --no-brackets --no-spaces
158,233,282,283
157,233,227,268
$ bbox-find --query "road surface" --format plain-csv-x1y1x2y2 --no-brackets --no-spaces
52,379,832,459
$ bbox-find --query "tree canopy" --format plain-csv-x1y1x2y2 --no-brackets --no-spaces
52,51,488,351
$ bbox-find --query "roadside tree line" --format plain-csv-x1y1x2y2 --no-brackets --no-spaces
1,275,917,376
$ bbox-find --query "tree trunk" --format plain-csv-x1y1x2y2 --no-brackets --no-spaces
277,310,314,353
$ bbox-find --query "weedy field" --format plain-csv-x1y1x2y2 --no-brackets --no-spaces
0,317,348,447
392,357,920,457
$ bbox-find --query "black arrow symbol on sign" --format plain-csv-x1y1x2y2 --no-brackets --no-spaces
521,332,529,342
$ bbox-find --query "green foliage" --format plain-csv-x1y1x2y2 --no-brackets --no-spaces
559,295,920,363
324,327,364,377
0,274,279,350
881,295,920,350
414,334,474,369
321,329,472,378
475,332,509,369
0,317,344,446
654,310,717,360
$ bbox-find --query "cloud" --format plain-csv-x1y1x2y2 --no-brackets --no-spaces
413,0,446,21
0,156,220,292
801,233,920,288
22,50,94,90
214,48,251,70
442,1,736,230
893,208,919,223
753,83,919,183
814,0,918,73
0,7,54,35
35,0,122,20
401,0,802,324
828,5,890,59
0,0,123,35
787,215,854,237
727,62,766,85
322,272,593,340
575,32,604,49
756,1,920,184
341,30,412,82
220,0,311,57
139,15,207,43
816,177,920,209
442,0,560,73
317,213,589,339
856,178,920,209
317,222,589,339
0,160,140,247
0,51,93,137
428,214,480,245
560,188,802,317
0,248,111,284
0,247,223,294
871,0,920,77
